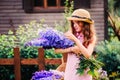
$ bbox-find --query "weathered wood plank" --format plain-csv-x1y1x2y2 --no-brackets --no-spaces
21,59,38,65
0,59,14,65
45,58,62,65
0,58,62,65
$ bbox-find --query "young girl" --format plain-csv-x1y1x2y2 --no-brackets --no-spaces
55,9,97,80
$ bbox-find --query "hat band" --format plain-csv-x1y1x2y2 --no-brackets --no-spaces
72,15,92,21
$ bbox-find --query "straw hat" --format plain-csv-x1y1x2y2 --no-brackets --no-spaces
67,9,93,24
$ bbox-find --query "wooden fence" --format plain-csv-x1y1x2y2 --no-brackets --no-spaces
0,47,64,80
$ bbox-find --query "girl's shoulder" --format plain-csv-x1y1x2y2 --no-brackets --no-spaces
91,35,97,45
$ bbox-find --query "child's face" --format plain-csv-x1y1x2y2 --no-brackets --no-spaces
73,21,84,33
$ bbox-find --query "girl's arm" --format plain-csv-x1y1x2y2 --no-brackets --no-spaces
54,47,71,54
73,35,96,58
64,31,96,58
54,46,81,54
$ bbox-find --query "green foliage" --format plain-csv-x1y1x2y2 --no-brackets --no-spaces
54,0,74,32
16,20,45,46
108,22,115,38
21,65,38,80
96,38,120,78
108,0,115,14
0,30,17,58
45,49,62,58
64,0,74,18
77,56,104,79
108,0,120,40
0,66,14,80
20,46,38,58
108,0,120,17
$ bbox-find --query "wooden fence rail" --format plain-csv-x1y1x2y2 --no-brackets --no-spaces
0,47,62,80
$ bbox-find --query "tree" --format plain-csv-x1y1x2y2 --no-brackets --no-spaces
108,0,120,40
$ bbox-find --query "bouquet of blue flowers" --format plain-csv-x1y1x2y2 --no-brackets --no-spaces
25,28,74,49
31,70,64,80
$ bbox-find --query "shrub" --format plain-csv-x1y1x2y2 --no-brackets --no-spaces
96,38,120,79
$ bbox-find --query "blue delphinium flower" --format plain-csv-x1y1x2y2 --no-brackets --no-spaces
31,70,63,80
31,70,53,80
54,74,62,79
24,38,49,47
25,28,74,49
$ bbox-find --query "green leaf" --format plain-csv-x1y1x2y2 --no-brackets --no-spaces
76,68,84,75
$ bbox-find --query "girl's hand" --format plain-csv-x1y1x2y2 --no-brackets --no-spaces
70,46,81,55
64,31,76,41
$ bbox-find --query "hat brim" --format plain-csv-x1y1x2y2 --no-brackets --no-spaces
67,17,93,24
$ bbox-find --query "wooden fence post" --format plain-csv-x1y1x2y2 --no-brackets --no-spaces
38,48,45,70
62,53,68,63
14,47,21,80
